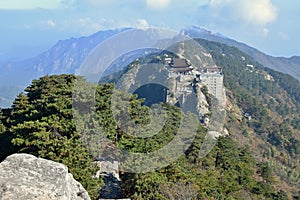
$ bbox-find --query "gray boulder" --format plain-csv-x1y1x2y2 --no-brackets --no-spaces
0,153,90,200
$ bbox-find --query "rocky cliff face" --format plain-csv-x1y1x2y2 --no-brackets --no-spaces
0,153,90,200
115,55,224,129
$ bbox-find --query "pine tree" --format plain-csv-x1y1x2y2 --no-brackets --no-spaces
8,75,103,199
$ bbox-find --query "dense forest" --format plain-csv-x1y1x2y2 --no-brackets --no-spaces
196,39,300,198
1,39,300,199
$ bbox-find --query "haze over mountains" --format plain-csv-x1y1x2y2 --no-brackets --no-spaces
0,26,300,107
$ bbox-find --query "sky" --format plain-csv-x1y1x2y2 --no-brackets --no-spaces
0,0,299,60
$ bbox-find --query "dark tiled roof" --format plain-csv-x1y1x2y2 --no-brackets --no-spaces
171,58,190,68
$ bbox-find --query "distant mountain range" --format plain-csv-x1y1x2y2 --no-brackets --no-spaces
0,26,300,107
183,26,300,80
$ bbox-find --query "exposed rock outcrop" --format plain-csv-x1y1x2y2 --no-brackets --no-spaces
0,153,90,200
195,84,210,116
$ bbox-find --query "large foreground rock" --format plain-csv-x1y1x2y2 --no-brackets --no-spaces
0,153,90,200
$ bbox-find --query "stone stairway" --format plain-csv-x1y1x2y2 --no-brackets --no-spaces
94,159,130,200
98,173,123,199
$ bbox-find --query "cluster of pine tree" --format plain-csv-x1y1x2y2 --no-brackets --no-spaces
0,73,293,199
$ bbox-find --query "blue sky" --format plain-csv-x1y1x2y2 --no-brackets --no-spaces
0,0,299,60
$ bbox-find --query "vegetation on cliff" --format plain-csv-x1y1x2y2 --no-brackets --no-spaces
0,39,300,199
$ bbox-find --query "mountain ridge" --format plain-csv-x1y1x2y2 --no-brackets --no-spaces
0,26,300,108
1,39,300,199
184,26,300,80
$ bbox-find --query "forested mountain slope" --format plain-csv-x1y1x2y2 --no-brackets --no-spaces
196,39,300,197
184,26,300,81
0,39,300,199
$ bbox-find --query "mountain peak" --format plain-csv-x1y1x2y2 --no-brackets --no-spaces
182,25,228,39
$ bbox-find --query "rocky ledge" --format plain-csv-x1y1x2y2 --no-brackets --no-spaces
0,153,90,200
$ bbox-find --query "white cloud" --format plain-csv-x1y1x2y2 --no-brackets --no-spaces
86,0,116,6
0,0,65,10
209,0,278,26
39,20,57,29
210,0,233,7
136,19,150,29
262,28,269,37
241,0,277,25
146,0,170,10
44,20,56,27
